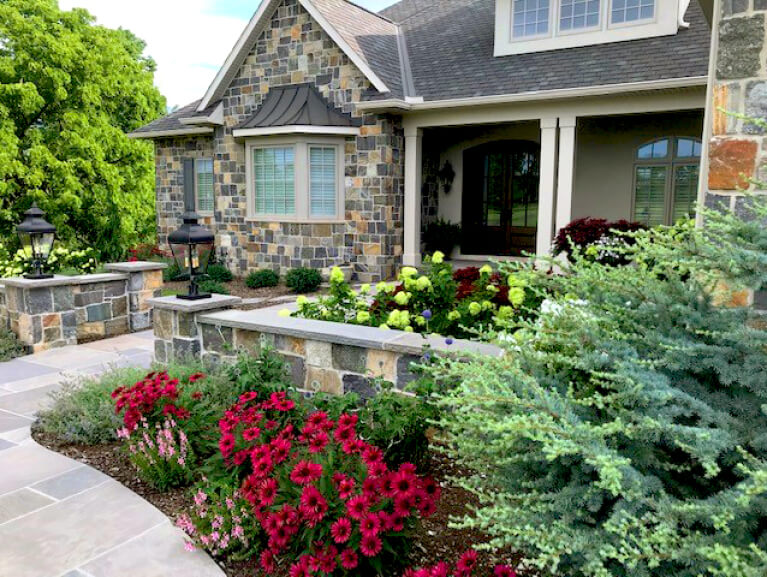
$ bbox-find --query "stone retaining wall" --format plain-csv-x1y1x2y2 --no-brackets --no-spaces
149,296,502,398
0,262,165,353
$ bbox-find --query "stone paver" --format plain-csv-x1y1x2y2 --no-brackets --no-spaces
0,331,224,577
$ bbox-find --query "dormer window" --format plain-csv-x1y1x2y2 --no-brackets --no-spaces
496,0,680,56
560,0,601,32
611,0,654,25
512,0,551,38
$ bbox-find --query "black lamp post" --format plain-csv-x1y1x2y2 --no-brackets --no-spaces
168,210,215,300
16,203,57,280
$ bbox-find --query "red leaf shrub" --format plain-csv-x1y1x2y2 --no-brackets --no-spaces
553,218,645,266
182,391,441,575
404,550,518,577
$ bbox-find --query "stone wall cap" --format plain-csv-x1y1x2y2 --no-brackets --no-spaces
2,273,129,288
148,294,242,312
105,261,168,273
197,309,504,358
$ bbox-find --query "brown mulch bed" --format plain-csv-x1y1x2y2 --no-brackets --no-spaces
32,428,526,576
165,279,293,302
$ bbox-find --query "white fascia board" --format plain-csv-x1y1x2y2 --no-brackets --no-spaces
197,0,279,112
297,0,390,94
198,0,390,112
179,103,224,126
355,76,709,113
127,127,215,139
232,125,361,138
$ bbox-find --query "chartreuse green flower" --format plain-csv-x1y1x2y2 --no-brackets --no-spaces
448,310,461,321
469,302,482,316
278,309,291,317
360,284,371,294
387,309,411,329
356,311,371,324
415,316,427,327
431,251,445,264
296,295,309,307
330,267,345,284
508,287,525,307
416,276,432,291
507,274,527,288
480,264,493,275
394,292,411,306
482,300,494,311
400,267,419,279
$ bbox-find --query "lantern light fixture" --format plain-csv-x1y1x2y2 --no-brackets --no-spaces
167,210,215,300
16,203,57,280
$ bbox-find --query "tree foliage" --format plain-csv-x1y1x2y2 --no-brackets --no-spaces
431,197,767,577
0,0,165,260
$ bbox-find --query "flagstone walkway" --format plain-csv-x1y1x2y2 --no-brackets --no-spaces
0,331,224,577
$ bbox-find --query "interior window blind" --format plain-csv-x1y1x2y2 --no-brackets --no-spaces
634,165,667,227
195,159,214,213
253,147,295,216
309,147,337,217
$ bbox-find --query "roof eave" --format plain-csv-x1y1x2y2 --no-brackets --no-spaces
127,127,216,139
232,125,361,138
356,76,710,113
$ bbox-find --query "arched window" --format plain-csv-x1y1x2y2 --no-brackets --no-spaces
633,137,701,227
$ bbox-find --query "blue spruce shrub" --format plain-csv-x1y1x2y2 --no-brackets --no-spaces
431,197,767,577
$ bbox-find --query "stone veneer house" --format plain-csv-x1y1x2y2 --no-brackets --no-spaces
132,0,737,283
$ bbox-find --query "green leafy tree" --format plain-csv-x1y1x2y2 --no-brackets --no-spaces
431,197,767,577
0,0,165,260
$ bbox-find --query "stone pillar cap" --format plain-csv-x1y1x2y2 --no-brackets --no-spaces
148,294,242,312
105,261,168,273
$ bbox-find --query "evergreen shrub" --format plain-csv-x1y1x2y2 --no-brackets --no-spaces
285,267,323,293
432,198,767,577
246,269,280,289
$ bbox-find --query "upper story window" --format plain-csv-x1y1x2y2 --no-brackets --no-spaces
512,0,551,38
560,0,601,31
633,137,701,227
611,0,654,25
246,137,345,222
495,0,682,56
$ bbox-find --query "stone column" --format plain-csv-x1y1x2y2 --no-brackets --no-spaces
556,116,577,235
2,273,132,352
537,117,559,256
403,126,423,267
148,295,242,363
704,2,767,309
104,262,167,331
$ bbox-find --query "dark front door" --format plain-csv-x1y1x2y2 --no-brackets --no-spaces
462,140,540,256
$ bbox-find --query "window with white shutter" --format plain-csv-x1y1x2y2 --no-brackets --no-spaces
633,137,701,227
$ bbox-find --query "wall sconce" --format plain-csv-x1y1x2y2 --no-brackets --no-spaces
438,161,456,194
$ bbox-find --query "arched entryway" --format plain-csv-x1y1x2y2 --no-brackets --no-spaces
461,140,540,256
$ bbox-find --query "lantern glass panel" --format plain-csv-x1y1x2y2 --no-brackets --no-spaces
37,232,55,261
19,232,34,259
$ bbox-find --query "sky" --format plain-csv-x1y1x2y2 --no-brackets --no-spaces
58,0,399,109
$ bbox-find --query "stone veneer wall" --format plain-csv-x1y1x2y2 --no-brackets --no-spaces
0,263,164,353
161,308,502,398
707,0,767,308
154,137,216,248
153,0,405,283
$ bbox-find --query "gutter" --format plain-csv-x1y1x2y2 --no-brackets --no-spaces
127,127,215,139
356,76,709,113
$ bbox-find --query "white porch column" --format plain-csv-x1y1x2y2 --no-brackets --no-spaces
556,116,577,234
537,118,558,256
403,127,423,267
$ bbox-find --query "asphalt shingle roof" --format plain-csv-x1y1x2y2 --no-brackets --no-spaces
382,0,711,102
310,0,404,98
131,100,220,135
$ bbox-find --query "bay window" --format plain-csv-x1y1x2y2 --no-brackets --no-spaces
246,137,345,222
